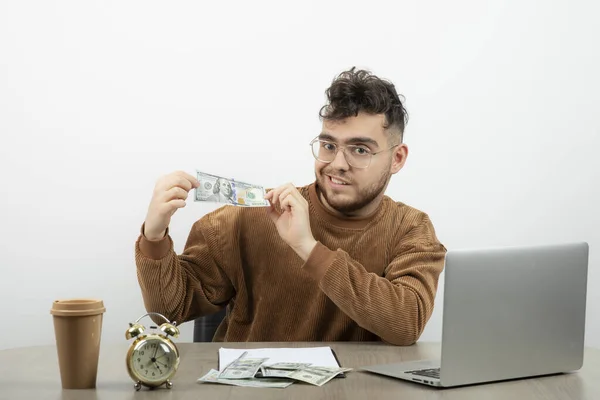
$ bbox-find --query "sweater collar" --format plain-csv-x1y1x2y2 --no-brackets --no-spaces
308,182,386,229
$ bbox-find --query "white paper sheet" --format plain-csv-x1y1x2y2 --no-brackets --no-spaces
218,346,340,371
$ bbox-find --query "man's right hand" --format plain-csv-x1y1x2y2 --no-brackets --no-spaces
143,171,200,241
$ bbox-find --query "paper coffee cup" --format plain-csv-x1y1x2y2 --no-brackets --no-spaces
50,299,106,389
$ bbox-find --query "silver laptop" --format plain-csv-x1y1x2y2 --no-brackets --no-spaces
361,241,589,388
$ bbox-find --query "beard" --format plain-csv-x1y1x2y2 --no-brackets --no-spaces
316,166,391,214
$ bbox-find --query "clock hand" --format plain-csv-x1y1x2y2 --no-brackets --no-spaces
148,346,163,367
154,363,163,374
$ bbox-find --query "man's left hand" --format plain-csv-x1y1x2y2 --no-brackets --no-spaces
264,183,317,261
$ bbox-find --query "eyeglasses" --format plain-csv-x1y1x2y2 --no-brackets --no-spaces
309,136,398,169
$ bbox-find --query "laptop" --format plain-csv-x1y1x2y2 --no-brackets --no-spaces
360,241,589,388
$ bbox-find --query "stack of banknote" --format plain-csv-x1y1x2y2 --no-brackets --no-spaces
194,170,270,207
197,351,353,388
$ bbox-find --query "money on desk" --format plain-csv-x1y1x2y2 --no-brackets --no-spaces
198,369,294,388
197,352,352,389
194,170,270,207
218,351,267,379
287,365,353,387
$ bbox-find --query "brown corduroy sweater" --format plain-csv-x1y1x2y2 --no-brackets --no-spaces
135,182,447,346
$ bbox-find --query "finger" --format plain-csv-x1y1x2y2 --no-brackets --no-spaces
162,199,186,214
268,183,295,208
264,185,284,198
173,170,200,188
170,176,195,192
280,187,301,212
163,187,189,202
157,175,187,193
159,174,197,192
282,186,305,204
267,187,286,209
266,204,281,224
277,188,294,208
280,192,297,213
278,185,306,209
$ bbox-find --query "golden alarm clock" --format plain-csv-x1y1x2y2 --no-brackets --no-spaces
125,312,180,391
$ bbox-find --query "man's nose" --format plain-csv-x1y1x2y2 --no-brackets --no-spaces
330,148,350,170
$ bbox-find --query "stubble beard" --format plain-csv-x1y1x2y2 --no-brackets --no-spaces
316,167,391,214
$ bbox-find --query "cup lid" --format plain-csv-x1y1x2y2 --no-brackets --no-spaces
50,299,106,317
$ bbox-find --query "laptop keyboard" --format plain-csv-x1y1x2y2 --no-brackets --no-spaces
405,368,440,379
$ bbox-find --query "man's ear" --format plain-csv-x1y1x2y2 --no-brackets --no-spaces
390,143,408,174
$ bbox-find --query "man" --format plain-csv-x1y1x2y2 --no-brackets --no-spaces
135,67,447,345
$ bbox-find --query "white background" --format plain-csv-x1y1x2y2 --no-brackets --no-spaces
1,1,598,351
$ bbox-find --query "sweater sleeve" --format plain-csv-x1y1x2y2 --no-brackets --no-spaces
134,214,235,325
302,213,446,346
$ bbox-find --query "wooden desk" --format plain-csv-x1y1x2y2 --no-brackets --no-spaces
1,341,598,399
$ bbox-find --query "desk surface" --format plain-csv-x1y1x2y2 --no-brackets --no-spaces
1,341,598,399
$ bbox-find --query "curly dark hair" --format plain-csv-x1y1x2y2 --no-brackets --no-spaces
319,67,408,142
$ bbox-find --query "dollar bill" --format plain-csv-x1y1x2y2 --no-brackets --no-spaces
195,170,269,207
287,366,353,387
258,367,296,378
218,351,268,380
265,362,313,370
198,369,294,388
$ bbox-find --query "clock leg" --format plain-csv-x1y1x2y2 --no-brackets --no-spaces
166,380,173,389
134,381,142,391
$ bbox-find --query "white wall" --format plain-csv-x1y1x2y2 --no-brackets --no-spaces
1,0,598,350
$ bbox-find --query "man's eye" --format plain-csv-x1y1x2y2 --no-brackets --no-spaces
352,147,370,156
323,143,336,151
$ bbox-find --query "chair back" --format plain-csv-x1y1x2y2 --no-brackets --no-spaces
193,309,227,342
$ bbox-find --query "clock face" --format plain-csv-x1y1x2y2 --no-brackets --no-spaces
129,336,178,384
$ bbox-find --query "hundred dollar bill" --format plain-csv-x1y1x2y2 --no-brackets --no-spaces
218,351,268,380
265,362,313,370
198,369,294,388
260,367,296,378
194,170,269,207
287,366,353,387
